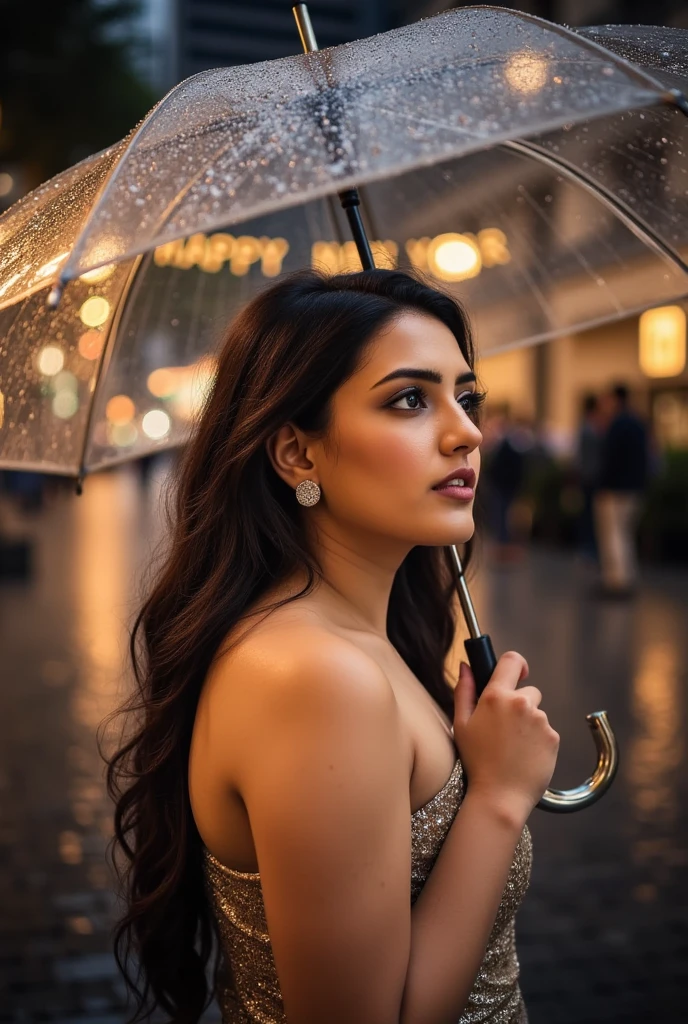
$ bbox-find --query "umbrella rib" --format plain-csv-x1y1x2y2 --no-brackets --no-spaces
504,137,688,276
50,66,237,292
74,256,145,488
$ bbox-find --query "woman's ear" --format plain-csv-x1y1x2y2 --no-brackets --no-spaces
265,423,317,490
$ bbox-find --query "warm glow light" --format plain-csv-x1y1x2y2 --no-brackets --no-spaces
155,232,290,277
504,52,548,94
106,394,135,425
639,306,686,378
38,345,65,376
0,173,14,197
108,421,138,448
427,233,482,282
0,390,4,429
34,250,71,282
167,358,218,421
53,389,79,419
80,263,116,284
79,296,111,328
78,329,105,361
142,409,171,440
147,367,178,398
78,236,122,282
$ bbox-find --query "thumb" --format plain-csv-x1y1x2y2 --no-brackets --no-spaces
454,661,477,728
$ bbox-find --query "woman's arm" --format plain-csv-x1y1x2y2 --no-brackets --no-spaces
399,652,558,1024
400,789,526,1024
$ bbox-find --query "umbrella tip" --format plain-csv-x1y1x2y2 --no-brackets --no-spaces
46,282,64,309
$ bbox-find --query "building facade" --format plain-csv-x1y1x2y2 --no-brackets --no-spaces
171,0,397,84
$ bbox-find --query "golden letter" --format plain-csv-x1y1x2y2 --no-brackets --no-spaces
260,236,290,277
371,239,399,268
311,241,342,274
205,233,235,272
178,233,208,270
478,227,511,267
153,239,185,267
231,235,262,276
405,237,430,271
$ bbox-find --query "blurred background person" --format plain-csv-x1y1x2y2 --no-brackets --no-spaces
482,405,533,564
593,383,649,597
574,394,603,562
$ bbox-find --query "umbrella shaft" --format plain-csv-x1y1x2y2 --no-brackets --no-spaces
293,6,375,273
338,189,375,270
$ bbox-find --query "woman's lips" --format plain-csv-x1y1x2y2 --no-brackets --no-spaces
432,466,476,501
433,483,475,501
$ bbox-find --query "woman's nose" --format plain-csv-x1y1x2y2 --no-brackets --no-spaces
442,408,482,453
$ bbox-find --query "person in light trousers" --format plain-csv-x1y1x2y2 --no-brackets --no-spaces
593,384,649,597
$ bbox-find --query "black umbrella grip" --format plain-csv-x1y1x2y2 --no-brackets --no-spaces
464,634,498,697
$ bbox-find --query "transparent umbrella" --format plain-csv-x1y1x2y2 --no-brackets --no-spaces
1,5,687,810
0,7,687,478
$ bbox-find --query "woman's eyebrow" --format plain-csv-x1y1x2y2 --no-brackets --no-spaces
370,368,476,389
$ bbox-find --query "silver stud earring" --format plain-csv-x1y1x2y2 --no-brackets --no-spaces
295,479,321,506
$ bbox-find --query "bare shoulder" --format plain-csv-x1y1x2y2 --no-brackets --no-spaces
207,609,398,737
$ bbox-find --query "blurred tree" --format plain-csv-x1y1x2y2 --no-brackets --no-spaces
0,0,158,192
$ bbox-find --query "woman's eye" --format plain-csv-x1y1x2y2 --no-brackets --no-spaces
389,387,426,410
388,387,485,415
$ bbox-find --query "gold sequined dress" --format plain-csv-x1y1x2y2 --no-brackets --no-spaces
203,755,533,1023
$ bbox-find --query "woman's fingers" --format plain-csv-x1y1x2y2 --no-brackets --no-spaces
482,651,530,693
453,661,477,728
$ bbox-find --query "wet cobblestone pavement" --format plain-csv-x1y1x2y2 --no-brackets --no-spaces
0,466,686,1023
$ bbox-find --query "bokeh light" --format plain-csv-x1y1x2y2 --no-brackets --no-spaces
37,345,65,376
53,371,78,394
52,389,79,419
107,421,138,448
639,306,686,378
427,233,481,282
141,409,171,440
79,296,111,328
504,52,548,94
78,330,105,361
105,395,135,425
147,367,178,399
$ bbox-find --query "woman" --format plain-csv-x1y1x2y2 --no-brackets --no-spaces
107,268,559,1024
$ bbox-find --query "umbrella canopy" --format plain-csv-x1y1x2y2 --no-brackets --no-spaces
0,7,687,477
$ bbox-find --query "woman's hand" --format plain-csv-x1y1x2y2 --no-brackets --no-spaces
453,653,560,826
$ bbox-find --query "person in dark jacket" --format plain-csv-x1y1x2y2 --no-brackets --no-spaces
593,384,649,596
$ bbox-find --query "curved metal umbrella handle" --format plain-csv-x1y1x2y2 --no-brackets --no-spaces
536,709,619,812
450,545,620,814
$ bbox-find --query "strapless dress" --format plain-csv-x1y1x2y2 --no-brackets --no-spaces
203,755,532,1023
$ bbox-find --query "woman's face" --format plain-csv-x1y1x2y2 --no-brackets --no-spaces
308,310,483,548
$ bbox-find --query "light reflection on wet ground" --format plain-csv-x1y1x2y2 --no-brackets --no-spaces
474,543,688,1023
0,465,686,1022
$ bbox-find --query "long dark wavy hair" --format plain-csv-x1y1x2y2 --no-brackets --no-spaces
105,267,479,1023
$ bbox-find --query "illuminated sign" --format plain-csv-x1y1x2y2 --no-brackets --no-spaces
639,305,687,378
153,227,511,284
154,233,290,277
